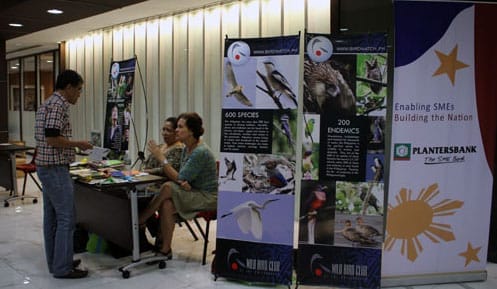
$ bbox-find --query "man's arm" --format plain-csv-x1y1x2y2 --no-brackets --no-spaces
46,136,93,150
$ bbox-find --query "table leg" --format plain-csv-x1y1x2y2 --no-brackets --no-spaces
130,189,140,262
3,152,19,207
118,187,168,278
9,152,18,196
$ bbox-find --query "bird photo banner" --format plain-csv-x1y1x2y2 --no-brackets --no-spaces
103,58,136,155
215,35,300,285
384,0,497,284
297,32,387,289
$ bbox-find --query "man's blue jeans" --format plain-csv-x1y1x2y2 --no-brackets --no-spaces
37,165,75,276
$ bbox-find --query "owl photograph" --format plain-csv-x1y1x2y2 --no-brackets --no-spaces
355,54,388,116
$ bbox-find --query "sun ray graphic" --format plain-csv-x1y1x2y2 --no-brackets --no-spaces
385,183,464,262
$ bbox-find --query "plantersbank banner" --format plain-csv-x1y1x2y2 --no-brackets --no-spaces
297,32,387,289
103,58,136,154
384,0,497,282
215,35,300,285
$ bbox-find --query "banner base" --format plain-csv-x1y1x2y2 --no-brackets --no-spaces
381,270,487,287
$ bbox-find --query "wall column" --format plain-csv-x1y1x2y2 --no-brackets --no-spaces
0,39,8,142
59,41,66,71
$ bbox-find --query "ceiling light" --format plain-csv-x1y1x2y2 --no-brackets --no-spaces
9,23,23,27
11,66,18,69
46,60,53,63
47,9,63,14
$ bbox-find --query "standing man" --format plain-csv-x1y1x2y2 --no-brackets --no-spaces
35,70,93,279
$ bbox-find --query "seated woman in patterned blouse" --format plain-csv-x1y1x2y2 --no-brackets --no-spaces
142,116,183,177
139,112,218,259
140,116,183,244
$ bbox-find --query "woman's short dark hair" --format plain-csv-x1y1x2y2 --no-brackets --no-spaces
165,117,178,129
178,112,204,140
55,69,83,90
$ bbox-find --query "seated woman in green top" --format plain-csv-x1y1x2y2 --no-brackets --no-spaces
139,112,218,259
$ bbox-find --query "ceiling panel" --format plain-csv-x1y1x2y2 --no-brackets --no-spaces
0,0,149,40
4,0,228,56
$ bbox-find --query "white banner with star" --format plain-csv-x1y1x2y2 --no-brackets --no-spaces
384,0,497,282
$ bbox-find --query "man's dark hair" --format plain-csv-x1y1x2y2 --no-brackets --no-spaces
55,69,83,90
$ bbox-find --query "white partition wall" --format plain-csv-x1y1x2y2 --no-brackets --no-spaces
64,0,331,161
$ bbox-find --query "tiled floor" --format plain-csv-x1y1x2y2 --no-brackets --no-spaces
1,177,496,289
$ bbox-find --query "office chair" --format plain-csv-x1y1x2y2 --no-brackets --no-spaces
4,149,40,207
174,209,216,265
192,210,217,265
173,161,219,265
192,160,219,265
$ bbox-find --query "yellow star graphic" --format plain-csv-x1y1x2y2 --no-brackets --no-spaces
458,242,481,267
433,45,469,85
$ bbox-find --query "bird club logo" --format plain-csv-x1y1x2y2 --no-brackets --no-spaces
393,143,411,161
111,62,120,79
310,253,331,278
307,36,333,63
227,41,251,66
227,248,246,271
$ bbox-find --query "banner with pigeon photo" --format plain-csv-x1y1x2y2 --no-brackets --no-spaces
103,57,136,155
215,35,300,285
297,32,387,289
384,1,497,285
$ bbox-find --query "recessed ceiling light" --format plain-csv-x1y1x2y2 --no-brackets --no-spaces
47,9,64,14
11,66,18,69
46,60,53,63
9,23,23,27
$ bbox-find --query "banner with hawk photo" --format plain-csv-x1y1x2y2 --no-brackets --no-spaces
297,33,387,289
384,0,497,285
215,35,300,285
103,58,136,155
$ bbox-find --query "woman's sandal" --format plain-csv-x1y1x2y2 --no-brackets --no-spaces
146,249,172,265
157,249,173,260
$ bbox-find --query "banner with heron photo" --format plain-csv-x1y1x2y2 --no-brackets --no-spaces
215,35,300,285
383,1,497,284
103,57,136,155
296,32,388,289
